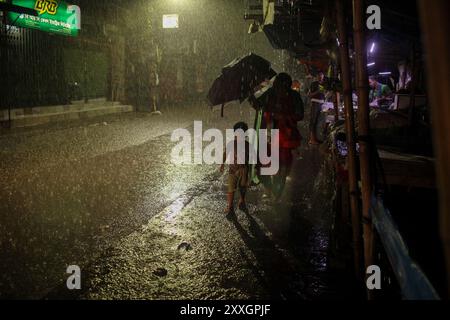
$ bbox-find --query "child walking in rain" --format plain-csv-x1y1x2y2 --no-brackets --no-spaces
220,122,251,217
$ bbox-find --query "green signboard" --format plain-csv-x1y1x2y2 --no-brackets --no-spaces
8,0,80,37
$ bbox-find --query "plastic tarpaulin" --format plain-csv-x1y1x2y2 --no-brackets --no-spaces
370,196,440,300
263,0,275,25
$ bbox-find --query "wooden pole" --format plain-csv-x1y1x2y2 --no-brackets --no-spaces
353,0,374,294
336,0,363,279
418,0,450,298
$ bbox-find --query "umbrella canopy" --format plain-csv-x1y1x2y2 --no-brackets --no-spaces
207,53,277,107
254,76,276,100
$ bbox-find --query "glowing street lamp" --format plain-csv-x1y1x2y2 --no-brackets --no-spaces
163,14,179,29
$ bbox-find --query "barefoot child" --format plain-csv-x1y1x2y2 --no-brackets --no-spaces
219,122,251,216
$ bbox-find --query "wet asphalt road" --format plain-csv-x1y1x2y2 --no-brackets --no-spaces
0,102,351,300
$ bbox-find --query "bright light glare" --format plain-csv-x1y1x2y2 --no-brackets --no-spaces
163,14,179,29
370,42,376,53
367,62,376,67
379,72,392,75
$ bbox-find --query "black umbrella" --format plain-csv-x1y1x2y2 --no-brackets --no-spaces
207,53,277,109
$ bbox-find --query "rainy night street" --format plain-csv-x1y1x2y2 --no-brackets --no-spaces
0,103,352,300
3,0,450,307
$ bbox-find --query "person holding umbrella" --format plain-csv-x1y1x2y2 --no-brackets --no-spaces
207,54,302,201
249,73,305,201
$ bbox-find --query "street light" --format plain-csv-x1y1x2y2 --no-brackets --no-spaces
163,14,179,29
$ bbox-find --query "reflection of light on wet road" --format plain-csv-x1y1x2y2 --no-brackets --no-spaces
165,197,187,222
310,228,329,272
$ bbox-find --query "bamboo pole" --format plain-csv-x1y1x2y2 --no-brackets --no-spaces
352,0,374,294
333,92,340,124
418,0,450,298
336,0,363,279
